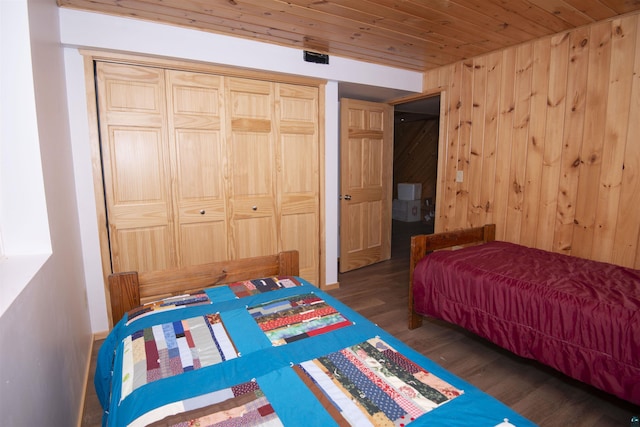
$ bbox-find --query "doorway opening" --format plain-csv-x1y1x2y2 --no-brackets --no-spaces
391,95,441,259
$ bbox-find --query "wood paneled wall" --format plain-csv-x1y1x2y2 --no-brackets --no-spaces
393,118,439,201
424,12,640,269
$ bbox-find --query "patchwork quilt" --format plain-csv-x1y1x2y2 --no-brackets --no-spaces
95,277,536,427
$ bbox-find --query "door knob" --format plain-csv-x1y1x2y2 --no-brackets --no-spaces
344,195,352,200
252,206,258,211
200,209,206,215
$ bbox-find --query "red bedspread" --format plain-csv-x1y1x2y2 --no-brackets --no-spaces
412,241,640,405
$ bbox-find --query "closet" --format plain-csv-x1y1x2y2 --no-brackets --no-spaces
93,58,321,286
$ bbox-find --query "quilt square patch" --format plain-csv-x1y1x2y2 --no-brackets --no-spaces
120,313,238,402
296,337,463,426
126,290,211,324
229,276,301,298
247,293,352,346
131,380,283,427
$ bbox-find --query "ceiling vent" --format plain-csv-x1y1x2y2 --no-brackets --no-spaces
303,51,329,64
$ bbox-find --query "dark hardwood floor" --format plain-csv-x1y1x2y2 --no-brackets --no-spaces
81,220,639,426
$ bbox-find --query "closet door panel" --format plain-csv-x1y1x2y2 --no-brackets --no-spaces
230,132,274,196
231,214,278,259
281,212,318,283
179,222,227,266
97,62,175,273
115,226,172,272
107,128,167,218
166,70,228,266
277,84,319,283
226,78,278,260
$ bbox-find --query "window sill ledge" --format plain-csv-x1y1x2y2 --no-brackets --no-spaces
0,253,51,317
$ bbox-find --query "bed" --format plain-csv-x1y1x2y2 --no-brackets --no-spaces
408,224,640,406
96,250,535,426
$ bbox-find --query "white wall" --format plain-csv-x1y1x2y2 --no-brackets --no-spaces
0,0,92,425
0,0,51,317
59,8,424,333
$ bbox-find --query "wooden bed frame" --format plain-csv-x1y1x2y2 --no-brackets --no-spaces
108,250,299,326
408,224,496,329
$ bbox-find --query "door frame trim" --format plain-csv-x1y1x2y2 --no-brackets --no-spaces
388,89,446,234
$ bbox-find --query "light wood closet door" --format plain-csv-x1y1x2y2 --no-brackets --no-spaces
96,62,320,283
165,70,228,266
277,84,320,284
96,62,175,273
225,77,278,260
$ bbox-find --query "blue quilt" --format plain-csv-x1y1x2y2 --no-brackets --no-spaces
95,277,537,427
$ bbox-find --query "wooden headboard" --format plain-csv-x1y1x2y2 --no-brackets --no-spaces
108,250,299,327
408,224,496,329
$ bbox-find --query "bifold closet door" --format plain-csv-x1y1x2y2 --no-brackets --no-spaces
96,62,176,273
225,77,279,260
224,79,320,282
165,70,229,266
96,62,320,282
277,83,320,284
97,63,228,273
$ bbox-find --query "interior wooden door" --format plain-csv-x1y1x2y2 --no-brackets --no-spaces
277,83,320,284
96,62,176,273
165,70,229,266
339,98,393,273
225,77,278,260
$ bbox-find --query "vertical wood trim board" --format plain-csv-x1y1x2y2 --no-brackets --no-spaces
425,12,640,268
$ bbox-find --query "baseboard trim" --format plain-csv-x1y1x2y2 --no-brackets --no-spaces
76,333,95,427
93,330,108,341
321,281,340,291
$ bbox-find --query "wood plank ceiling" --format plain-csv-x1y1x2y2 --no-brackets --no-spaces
57,0,640,72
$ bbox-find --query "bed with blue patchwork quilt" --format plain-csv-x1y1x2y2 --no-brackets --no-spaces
96,254,536,427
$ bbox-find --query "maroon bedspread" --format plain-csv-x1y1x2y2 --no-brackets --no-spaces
412,241,640,405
